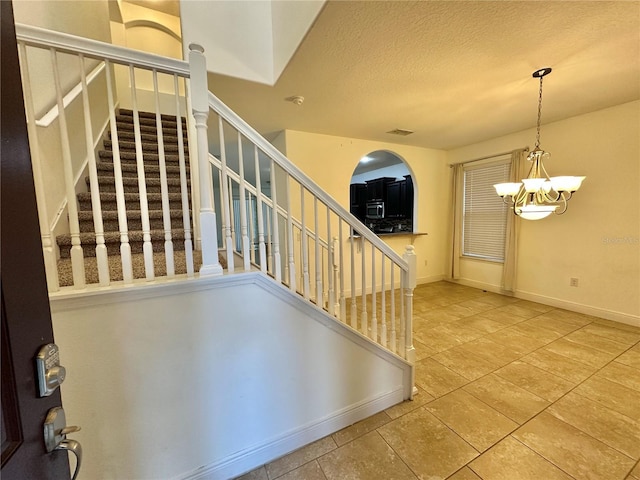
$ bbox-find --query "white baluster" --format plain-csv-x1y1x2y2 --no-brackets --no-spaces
332,236,339,317
403,245,417,399
327,207,334,315
399,269,406,355
188,44,222,276
265,205,272,274
361,239,368,335
18,43,59,291
248,193,255,265
285,173,296,291
217,117,234,272
51,48,85,288
237,132,251,270
77,54,109,286
253,146,267,272
129,65,154,280
105,60,133,283
269,161,281,282
350,228,357,329
174,74,194,277
390,263,396,354
153,69,174,277
228,177,236,251
301,186,310,299
314,198,322,305
380,254,387,348
371,242,377,341
339,220,346,320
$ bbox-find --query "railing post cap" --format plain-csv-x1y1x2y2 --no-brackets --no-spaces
189,43,205,54
404,245,415,254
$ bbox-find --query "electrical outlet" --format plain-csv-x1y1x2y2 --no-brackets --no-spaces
570,277,579,287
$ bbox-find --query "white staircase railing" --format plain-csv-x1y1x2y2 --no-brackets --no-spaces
16,25,416,373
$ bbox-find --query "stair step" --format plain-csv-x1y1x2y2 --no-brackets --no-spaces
96,160,189,177
77,191,185,211
118,109,186,124
115,113,186,129
57,229,189,258
114,121,188,138
86,175,189,194
103,139,189,154
109,130,187,145
99,150,187,165
78,209,189,234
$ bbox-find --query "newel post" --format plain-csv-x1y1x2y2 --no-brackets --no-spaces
403,245,417,399
189,44,222,276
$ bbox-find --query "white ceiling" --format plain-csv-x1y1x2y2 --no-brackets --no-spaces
205,1,640,151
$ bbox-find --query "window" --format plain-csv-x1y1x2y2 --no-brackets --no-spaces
462,160,510,262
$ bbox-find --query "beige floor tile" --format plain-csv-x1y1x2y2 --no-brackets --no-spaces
463,374,549,424
451,315,509,334
592,318,640,334
524,314,586,337
234,466,268,480
563,328,630,355
426,389,517,452
317,431,417,480
548,392,640,459
630,462,640,479
579,323,640,346
457,298,499,314
574,376,640,420
448,467,482,479
494,303,545,320
432,347,498,381
549,308,597,326
378,407,479,479
413,325,470,354
477,309,527,326
514,412,636,480
274,461,326,480
487,328,547,356
384,387,434,420
414,357,469,398
412,338,435,360
542,338,616,369
597,361,640,392
457,337,521,367
266,437,337,479
469,436,573,480
331,411,391,447
615,347,640,369
494,361,574,402
474,293,520,307
522,348,596,383
513,300,556,314
507,322,564,344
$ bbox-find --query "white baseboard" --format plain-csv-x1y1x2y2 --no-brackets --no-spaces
175,387,404,480
417,274,445,285
445,277,507,295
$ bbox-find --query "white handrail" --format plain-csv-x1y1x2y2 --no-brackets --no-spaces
36,62,105,127
208,92,408,270
15,24,189,75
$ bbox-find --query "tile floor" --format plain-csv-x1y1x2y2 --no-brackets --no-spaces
236,281,640,480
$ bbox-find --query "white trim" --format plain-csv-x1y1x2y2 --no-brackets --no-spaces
16,23,189,76
173,388,404,480
417,274,445,285
36,62,106,127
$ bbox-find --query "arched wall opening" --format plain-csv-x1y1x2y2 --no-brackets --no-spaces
349,150,416,235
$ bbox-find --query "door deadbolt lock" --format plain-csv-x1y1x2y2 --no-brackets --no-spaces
44,407,82,480
36,343,66,397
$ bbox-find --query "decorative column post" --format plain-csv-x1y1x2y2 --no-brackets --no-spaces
403,245,417,399
189,44,223,276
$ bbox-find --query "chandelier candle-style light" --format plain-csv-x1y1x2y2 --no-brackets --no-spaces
494,68,585,220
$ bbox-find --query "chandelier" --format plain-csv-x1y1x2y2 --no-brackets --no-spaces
494,68,585,220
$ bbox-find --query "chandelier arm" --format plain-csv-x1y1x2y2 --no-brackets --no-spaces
554,196,568,215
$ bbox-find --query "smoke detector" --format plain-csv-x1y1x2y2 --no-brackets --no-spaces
285,95,304,106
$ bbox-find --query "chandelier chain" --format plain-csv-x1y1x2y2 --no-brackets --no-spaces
535,76,544,150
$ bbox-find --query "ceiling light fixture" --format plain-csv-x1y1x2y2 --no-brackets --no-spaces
285,95,304,106
494,68,585,220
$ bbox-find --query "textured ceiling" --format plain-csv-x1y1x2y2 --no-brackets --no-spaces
206,1,640,151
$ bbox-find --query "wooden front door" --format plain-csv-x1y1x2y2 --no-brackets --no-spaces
1,1,73,478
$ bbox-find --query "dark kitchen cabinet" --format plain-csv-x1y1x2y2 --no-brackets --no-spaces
385,175,414,219
402,175,414,219
365,177,395,202
350,183,367,221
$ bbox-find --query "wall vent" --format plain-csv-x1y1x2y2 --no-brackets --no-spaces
386,128,414,136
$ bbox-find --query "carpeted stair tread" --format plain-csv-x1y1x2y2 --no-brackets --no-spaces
77,209,189,222
99,149,187,164
115,113,186,128
109,130,186,145
77,209,189,232
86,175,189,194
57,228,189,245
97,160,188,177
119,109,186,123
114,121,188,137
103,139,188,154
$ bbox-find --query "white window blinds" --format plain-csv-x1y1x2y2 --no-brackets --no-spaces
462,160,511,262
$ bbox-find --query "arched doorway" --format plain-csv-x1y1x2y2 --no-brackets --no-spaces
349,150,414,234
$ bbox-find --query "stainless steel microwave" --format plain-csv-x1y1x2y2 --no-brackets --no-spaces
366,201,385,219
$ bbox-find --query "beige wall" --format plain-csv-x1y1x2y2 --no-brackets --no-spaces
282,130,450,285
448,101,640,324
